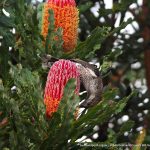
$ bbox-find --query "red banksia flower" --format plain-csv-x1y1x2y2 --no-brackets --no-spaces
44,60,80,117
47,0,76,7
41,0,79,52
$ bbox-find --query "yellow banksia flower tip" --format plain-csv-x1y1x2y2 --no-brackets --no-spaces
41,0,79,53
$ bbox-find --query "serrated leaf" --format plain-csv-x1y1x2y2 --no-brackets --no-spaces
78,2,93,13
118,120,134,136
69,26,110,59
0,16,14,28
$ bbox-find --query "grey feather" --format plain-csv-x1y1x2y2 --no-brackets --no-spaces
72,59,103,108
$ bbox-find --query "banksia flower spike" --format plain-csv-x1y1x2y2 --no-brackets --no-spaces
44,60,80,118
41,0,79,52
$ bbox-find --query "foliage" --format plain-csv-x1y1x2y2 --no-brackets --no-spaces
0,0,149,149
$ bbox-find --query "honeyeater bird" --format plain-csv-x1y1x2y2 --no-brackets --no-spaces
42,55,103,108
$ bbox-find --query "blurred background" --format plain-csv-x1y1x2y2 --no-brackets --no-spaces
1,0,150,148
75,0,150,144
74,0,147,144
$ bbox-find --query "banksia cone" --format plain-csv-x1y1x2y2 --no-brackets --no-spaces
44,60,80,117
41,0,79,52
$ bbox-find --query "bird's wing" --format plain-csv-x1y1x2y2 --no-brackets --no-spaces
71,59,100,77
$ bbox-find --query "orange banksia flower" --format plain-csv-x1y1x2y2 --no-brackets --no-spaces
41,0,79,52
44,60,80,117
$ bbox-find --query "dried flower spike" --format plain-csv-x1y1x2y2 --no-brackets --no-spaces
44,59,80,117
41,0,79,52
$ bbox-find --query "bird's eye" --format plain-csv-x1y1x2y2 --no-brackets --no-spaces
93,64,97,68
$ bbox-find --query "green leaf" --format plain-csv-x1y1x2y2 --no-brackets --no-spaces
118,120,134,136
78,2,93,13
69,26,110,60
0,15,14,28
108,18,133,36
